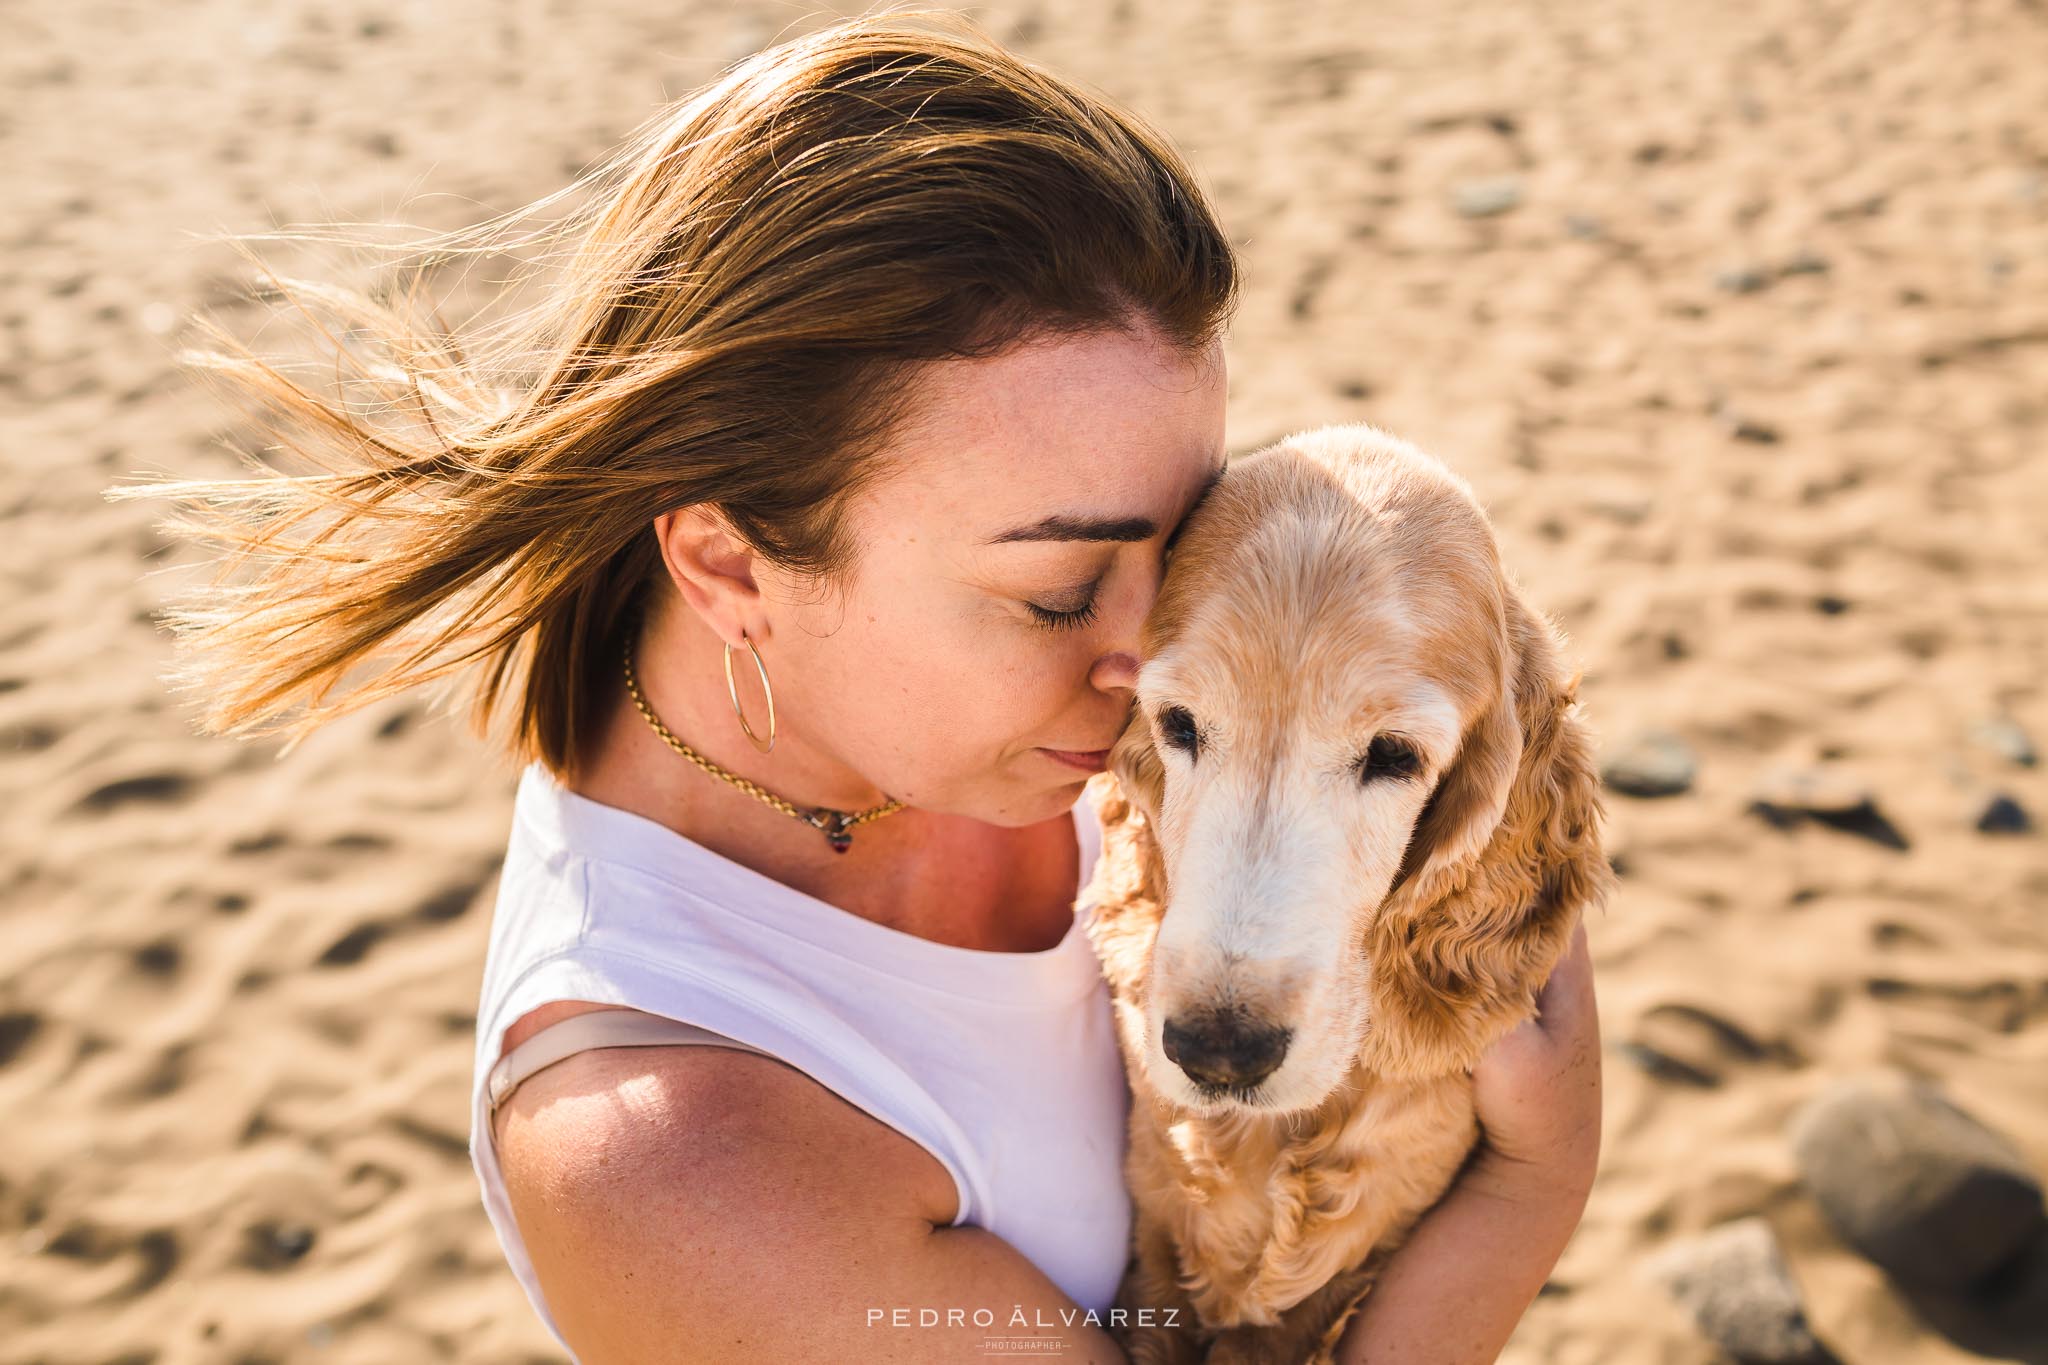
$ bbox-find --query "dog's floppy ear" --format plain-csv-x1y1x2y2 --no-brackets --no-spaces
1106,703,1166,827
1361,588,1612,1079
1393,669,1523,903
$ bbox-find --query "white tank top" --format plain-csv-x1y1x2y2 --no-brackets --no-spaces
467,763,1132,1355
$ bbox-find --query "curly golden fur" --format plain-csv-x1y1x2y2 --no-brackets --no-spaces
1080,425,1613,1364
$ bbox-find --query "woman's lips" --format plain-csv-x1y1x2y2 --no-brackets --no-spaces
1041,746,1111,774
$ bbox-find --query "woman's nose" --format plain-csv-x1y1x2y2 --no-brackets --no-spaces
1094,557,1162,694
1094,648,1141,694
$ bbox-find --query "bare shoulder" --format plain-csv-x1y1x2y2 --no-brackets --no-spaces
489,1011,1128,1363
491,1002,957,1226
489,1034,951,1360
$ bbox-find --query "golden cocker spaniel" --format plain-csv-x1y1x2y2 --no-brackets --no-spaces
1081,424,1614,1364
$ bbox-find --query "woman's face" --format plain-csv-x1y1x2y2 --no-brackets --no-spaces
761,321,1227,827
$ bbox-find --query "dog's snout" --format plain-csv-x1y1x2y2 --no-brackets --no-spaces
1161,1011,1292,1090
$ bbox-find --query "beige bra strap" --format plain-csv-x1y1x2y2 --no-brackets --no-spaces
487,1009,777,1112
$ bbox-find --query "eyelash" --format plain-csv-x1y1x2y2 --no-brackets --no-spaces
1026,581,1102,631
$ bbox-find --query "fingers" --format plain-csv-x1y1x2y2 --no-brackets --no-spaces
1472,918,1597,1083
1532,916,1596,1040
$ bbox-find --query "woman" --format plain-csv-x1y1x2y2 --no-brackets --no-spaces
129,15,1598,1362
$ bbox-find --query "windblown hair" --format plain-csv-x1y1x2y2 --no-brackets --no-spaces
110,12,1238,782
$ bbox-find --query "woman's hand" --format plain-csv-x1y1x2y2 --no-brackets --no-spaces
1334,916,1602,1364
1471,914,1602,1185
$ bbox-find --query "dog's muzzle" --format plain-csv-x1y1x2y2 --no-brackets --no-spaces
1161,1008,1293,1090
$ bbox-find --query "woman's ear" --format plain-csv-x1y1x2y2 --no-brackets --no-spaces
652,506,764,647
1361,588,1613,1079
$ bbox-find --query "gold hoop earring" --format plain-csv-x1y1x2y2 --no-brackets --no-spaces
723,630,777,754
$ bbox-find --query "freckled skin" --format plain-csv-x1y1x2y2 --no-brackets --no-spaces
651,323,1225,824
571,320,1230,948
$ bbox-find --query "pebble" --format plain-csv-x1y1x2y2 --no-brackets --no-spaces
1751,766,1872,817
1789,1072,2045,1288
244,1219,316,1269
1453,176,1522,218
1715,264,1773,294
1720,411,1782,444
1648,1217,1831,1364
1749,766,1908,849
1779,249,1831,277
1602,728,1697,798
1970,714,2037,767
1973,792,2033,835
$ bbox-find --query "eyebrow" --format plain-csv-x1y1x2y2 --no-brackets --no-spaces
982,460,1227,546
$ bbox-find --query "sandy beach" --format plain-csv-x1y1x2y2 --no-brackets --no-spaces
4,1,2044,1360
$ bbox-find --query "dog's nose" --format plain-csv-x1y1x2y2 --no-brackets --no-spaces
1161,1012,1292,1090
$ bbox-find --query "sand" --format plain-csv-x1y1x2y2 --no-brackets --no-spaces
3,1,2044,1361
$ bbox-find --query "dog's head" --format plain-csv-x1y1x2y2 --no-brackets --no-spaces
1087,423,1609,1115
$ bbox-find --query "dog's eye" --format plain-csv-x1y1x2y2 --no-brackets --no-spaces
1356,734,1422,782
1157,705,1201,758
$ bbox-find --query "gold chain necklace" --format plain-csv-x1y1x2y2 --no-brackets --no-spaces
622,642,906,854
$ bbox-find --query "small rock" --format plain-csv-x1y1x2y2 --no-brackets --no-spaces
132,939,180,975
1720,411,1782,444
1789,1072,2045,1289
1602,729,1698,798
1564,213,1604,240
1971,715,2037,768
1779,249,1831,277
1749,766,1908,849
1453,176,1522,218
1749,765,1870,815
1648,1218,1831,1364
1715,264,1773,294
244,1220,316,1270
1973,792,2033,835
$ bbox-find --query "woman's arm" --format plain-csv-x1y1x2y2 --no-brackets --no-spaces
495,1043,1132,1363
1334,919,1602,1364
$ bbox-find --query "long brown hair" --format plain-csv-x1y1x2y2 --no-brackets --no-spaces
110,12,1238,783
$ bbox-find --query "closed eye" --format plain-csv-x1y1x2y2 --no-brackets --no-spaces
1025,579,1103,631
